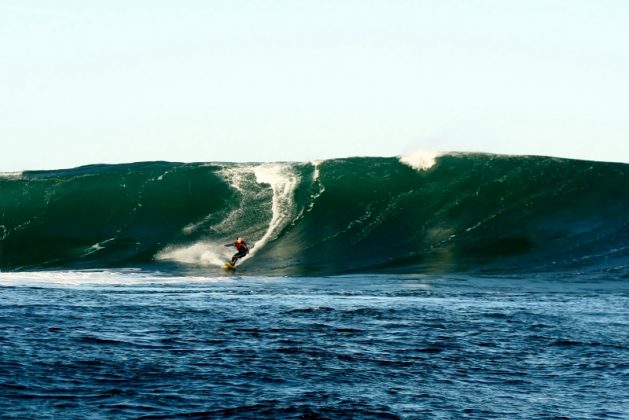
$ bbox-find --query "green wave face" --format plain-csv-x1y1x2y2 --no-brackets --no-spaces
1,154,628,275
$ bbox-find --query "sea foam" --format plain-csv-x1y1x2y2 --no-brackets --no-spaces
0,171,23,179
156,163,299,266
249,163,299,256
399,150,442,171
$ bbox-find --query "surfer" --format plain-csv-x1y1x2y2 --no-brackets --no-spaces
225,237,249,266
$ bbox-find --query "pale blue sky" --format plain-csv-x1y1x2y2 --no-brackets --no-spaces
2,0,628,171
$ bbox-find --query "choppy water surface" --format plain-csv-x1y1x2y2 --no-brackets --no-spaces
1,272,628,418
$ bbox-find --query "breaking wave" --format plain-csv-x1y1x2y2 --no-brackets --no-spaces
1,153,628,276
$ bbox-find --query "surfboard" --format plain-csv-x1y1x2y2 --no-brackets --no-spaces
224,261,235,270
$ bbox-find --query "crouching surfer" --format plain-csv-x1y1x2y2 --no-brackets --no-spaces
224,237,249,268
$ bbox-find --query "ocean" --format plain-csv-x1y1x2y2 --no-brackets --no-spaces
1,153,628,418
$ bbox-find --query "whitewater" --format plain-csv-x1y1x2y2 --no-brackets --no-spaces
1,152,628,418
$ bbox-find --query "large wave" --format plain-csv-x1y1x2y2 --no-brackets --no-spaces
1,153,628,275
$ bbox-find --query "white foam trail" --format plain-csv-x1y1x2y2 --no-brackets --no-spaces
399,150,442,171
156,165,255,267
0,270,230,287
158,164,257,266
156,163,299,266
306,161,326,214
311,160,323,181
156,241,226,267
249,163,299,257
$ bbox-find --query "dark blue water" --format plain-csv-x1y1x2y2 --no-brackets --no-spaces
1,272,628,418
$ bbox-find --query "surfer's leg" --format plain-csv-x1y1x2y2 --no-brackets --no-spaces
232,250,246,265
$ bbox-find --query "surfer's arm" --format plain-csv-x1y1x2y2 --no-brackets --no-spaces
224,243,233,247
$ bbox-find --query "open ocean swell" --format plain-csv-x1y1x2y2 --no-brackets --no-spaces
1,272,628,418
